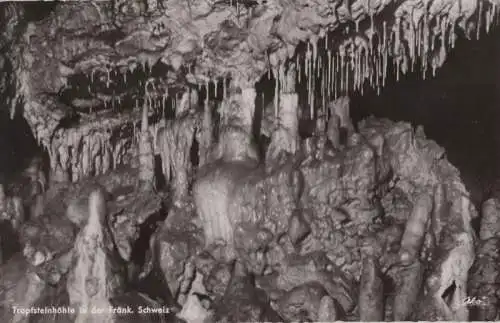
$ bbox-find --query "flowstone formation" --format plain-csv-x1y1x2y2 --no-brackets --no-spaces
0,0,498,322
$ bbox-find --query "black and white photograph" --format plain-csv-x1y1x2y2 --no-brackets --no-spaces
0,0,499,321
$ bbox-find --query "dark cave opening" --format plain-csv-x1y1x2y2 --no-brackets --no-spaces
441,280,457,308
350,24,500,210
128,204,173,304
154,155,166,190
0,112,46,185
21,1,58,23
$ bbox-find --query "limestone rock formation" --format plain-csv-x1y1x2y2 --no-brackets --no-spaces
0,1,495,322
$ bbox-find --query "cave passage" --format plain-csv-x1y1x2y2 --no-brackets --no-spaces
350,25,500,207
0,111,46,185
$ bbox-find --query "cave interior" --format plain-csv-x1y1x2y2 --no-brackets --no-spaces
0,0,500,322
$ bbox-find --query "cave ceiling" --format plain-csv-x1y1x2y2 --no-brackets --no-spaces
0,0,498,151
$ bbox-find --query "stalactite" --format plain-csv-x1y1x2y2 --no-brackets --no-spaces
394,16,401,58
345,46,350,93
354,46,359,91
306,42,312,117
362,48,367,95
422,9,429,80
334,52,338,99
369,12,374,52
274,67,279,120
382,21,388,87
223,77,228,101
297,54,301,84
138,97,155,189
340,45,345,95
477,0,483,40
197,84,213,167
327,49,332,101
493,2,498,31
486,1,492,33
321,59,326,117
106,67,111,88
156,90,198,204
266,63,299,164
215,78,220,98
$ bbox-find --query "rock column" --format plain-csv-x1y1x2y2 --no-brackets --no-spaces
138,102,155,190
266,63,300,164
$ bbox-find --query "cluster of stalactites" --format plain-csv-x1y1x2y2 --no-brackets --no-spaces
282,0,500,120
48,129,122,184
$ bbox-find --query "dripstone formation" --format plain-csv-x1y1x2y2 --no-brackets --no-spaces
0,0,498,322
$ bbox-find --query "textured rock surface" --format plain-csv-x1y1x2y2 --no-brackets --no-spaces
1,0,499,170
0,114,480,321
0,255,47,323
211,260,282,323
467,197,500,320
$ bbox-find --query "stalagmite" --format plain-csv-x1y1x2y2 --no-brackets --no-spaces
399,193,433,265
317,296,338,321
10,196,24,230
177,272,212,323
193,79,260,254
420,230,474,321
328,96,354,139
480,198,500,240
67,188,125,323
392,260,425,320
359,255,384,321
138,99,155,190
431,183,448,246
240,86,257,133
287,210,310,247
327,112,341,149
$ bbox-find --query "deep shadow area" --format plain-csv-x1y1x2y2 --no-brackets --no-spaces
351,26,500,208
0,112,42,185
